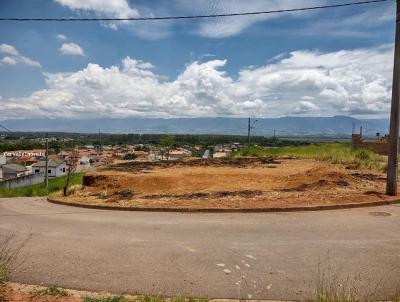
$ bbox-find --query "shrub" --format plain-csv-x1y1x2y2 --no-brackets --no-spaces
30,286,68,298
354,149,372,161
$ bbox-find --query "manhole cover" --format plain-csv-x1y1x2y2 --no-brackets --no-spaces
369,212,391,217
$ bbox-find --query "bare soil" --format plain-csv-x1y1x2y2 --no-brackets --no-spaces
3,282,139,302
55,157,398,210
3,283,81,302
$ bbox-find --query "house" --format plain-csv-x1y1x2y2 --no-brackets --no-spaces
168,148,192,160
0,163,30,180
14,156,38,166
31,159,67,178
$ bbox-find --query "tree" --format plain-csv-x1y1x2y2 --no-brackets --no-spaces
123,153,137,160
63,150,79,196
159,135,175,160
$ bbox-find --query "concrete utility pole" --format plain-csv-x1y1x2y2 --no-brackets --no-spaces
44,136,49,188
386,0,400,196
247,117,251,147
247,117,258,147
98,128,102,151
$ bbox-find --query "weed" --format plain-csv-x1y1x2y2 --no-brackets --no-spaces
0,172,83,197
233,143,386,171
313,257,398,302
30,285,69,298
137,295,164,302
82,295,127,302
170,297,208,302
0,234,29,302
136,295,208,302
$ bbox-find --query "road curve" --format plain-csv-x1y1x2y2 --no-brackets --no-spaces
0,197,400,300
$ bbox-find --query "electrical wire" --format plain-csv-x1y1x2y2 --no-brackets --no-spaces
0,0,392,22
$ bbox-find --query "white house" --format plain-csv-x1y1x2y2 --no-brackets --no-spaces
31,159,67,178
0,163,30,180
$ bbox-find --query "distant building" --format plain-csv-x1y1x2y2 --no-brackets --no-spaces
0,163,30,180
202,150,211,159
31,159,67,178
169,149,192,160
78,156,91,171
14,156,38,166
351,133,393,155
213,152,227,158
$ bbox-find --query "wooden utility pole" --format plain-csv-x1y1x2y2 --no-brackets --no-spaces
247,117,251,147
386,0,400,196
44,136,49,188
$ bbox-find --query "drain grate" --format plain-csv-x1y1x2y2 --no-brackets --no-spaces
369,211,391,217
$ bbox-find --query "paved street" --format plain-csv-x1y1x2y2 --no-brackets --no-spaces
0,197,399,300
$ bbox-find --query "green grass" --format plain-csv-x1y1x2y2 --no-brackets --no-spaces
81,295,209,302
0,172,83,197
30,285,69,298
233,143,386,170
82,296,127,302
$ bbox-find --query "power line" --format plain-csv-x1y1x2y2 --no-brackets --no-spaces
0,124,11,132
0,0,391,22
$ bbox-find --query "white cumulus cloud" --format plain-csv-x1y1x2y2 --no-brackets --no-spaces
0,45,394,119
0,43,41,67
56,34,67,40
0,44,19,55
54,0,139,18
60,43,85,56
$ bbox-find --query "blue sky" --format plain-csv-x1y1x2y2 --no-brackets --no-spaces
0,0,396,120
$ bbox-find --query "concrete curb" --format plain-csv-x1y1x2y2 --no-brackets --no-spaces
47,197,400,213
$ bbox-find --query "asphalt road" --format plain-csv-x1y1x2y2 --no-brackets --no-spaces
0,197,400,300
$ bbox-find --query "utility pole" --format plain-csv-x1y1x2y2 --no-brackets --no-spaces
247,117,258,147
44,135,48,188
98,128,102,151
386,0,400,196
247,117,251,147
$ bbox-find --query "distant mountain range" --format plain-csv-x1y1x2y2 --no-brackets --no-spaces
0,116,389,137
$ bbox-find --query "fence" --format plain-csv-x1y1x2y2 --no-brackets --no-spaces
0,172,44,189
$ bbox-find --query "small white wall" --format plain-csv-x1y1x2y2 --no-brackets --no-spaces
0,172,44,189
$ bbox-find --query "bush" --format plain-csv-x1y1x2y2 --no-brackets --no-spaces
354,149,372,161
122,153,137,160
30,286,68,298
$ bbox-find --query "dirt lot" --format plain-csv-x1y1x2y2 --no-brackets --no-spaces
53,157,398,210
